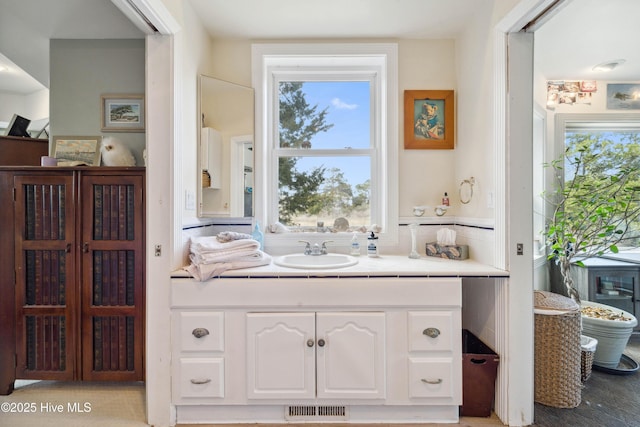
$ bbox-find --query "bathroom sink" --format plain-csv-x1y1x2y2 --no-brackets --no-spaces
273,254,358,269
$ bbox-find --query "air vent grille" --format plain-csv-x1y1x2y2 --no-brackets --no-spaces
286,405,348,420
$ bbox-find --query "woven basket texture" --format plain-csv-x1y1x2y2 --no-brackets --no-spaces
534,290,579,312
581,349,595,382
534,292,582,408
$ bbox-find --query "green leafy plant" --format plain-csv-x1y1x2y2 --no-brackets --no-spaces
546,132,640,303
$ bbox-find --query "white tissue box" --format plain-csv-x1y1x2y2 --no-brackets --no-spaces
425,242,469,260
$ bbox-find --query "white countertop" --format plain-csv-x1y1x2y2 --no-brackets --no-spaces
172,254,508,279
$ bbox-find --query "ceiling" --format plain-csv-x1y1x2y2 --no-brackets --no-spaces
534,0,640,81
0,0,638,95
189,0,493,40
0,0,143,94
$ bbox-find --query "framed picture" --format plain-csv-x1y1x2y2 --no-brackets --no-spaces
53,136,102,166
101,94,145,132
404,90,454,149
607,84,640,110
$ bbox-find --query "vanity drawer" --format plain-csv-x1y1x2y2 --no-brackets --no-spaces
407,311,455,352
177,311,225,352
176,357,225,400
408,357,456,401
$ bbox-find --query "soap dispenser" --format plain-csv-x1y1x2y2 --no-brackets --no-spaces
367,231,379,257
252,221,264,250
350,232,361,256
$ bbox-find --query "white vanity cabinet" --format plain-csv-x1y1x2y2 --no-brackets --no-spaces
172,311,226,403
246,312,386,400
170,276,462,423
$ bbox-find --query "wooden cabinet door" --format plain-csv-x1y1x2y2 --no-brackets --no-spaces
246,312,316,399
316,312,386,399
14,174,77,380
79,173,144,381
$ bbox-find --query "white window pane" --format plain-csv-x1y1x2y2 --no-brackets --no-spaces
278,156,371,228
279,81,370,150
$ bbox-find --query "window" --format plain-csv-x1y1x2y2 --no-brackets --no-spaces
552,113,640,248
252,44,398,244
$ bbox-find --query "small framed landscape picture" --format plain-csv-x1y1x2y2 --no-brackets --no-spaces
52,136,102,166
404,90,455,149
101,94,145,132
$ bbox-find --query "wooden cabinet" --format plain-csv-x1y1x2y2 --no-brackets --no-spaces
571,257,640,330
0,167,145,393
0,136,48,166
170,277,462,423
246,312,386,400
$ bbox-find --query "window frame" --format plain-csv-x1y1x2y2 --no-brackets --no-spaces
252,43,398,248
548,113,640,248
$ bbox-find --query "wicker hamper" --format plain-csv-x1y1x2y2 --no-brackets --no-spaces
534,291,582,408
580,335,597,382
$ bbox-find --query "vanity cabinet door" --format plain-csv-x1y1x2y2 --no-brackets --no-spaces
316,312,386,399
246,312,316,399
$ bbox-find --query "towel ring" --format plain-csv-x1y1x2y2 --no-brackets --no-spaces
459,177,475,204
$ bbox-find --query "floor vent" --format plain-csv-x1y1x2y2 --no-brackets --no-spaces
285,405,348,420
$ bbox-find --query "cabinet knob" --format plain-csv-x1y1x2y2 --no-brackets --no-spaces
307,339,315,347
423,327,440,338
421,378,443,385
192,328,210,338
317,338,326,347
190,378,211,385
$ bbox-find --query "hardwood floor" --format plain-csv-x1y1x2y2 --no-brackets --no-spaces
532,333,640,427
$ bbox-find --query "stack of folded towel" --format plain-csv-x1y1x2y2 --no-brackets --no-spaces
184,231,271,281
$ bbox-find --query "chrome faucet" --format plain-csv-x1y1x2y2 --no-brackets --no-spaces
299,240,333,255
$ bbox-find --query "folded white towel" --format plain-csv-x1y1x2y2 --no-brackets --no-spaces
190,247,263,265
216,231,253,242
190,236,259,254
184,251,272,281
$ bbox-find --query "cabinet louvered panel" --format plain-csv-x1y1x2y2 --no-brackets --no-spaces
14,175,76,380
25,315,66,372
92,316,136,372
4,168,145,389
81,175,144,381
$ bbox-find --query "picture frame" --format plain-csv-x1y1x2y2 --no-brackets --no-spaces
101,94,145,132
404,90,454,149
606,84,640,110
53,136,102,166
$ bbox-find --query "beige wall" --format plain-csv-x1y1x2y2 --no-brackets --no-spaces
187,37,461,224
50,39,145,164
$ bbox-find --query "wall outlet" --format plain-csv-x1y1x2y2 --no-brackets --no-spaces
185,190,196,210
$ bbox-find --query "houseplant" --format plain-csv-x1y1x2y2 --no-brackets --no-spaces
546,131,640,302
546,131,640,367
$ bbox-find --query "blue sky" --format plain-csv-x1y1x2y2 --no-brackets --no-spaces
290,81,371,187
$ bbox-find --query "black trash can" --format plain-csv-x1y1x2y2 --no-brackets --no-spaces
460,329,500,417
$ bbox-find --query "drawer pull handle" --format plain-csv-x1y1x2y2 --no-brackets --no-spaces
192,328,210,338
423,327,441,338
421,378,443,385
190,378,211,385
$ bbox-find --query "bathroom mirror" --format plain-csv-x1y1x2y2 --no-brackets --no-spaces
198,75,254,218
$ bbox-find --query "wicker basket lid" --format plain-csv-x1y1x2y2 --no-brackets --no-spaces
534,290,579,312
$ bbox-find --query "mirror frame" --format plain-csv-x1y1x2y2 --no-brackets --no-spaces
197,74,254,218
